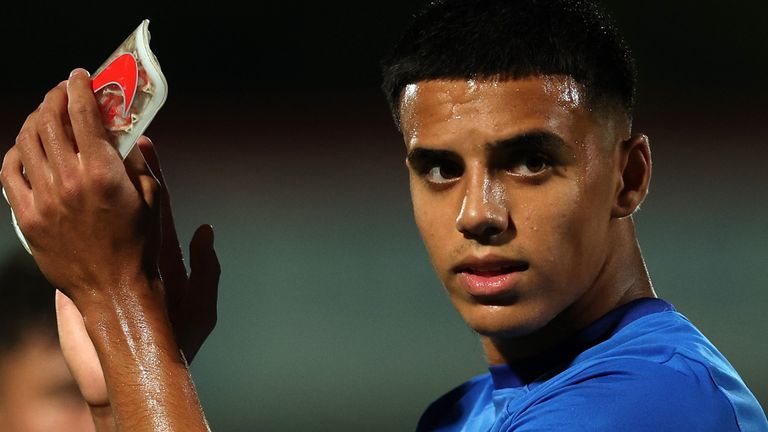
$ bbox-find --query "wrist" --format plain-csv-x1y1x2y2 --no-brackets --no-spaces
78,273,179,359
72,265,162,314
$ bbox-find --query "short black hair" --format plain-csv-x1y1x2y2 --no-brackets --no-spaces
0,250,57,356
381,0,637,128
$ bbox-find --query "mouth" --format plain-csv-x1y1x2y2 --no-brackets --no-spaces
453,257,529,299
453,257,529,275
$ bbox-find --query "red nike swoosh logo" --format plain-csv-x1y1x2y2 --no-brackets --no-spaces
91,53,139,116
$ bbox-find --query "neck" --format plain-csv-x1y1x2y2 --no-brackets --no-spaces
482,218,655,365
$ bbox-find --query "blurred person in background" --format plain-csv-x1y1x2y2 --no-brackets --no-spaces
0,250,94,432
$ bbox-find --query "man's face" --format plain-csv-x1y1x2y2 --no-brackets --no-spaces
0,331,94,432
400,77,625,338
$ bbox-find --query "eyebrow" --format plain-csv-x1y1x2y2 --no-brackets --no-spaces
406,129,569,163
406,148,457,165
488,130,568,155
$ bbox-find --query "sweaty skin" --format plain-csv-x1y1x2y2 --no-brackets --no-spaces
0,69,214,431
400,77,655,363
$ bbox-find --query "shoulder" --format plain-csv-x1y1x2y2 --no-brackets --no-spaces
498,357,744,431
417,310,768,432
499,311,767,432
597,308,766,424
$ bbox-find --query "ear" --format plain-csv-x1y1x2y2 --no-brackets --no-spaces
612,134,652,218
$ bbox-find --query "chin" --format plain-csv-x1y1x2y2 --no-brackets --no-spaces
461,302,555,339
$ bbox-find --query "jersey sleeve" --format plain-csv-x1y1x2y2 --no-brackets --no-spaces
495,358,744,432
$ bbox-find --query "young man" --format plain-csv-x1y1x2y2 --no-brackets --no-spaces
0,0,765,431
378,2,767,430
0,251,95,432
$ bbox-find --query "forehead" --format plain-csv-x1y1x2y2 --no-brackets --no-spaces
399,76,594,150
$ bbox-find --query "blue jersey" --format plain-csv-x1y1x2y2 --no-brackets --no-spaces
417,298,767,431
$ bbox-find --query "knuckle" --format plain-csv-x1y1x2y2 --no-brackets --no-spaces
0,167,9,186
37,110,58,133
42,87,62,107
91,169,116,188
68,99,91,116
59,178,82,202
15,129,34,147
36,194,56,218
16,211,42,235
24,111,37,126
0,150,14,177
89,167,122,196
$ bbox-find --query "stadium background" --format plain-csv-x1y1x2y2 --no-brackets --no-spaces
1,1,765,430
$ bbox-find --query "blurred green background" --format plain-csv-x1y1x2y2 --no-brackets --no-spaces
0,1,765,430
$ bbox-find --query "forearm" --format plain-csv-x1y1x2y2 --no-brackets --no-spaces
79,274,209,432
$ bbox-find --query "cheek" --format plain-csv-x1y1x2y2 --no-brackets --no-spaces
410,181,431,235
413,199,446,247
515,182,603,273
410,183,460,268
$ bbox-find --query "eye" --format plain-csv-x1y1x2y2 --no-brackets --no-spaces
407,149,464,186
507,154,551,176
425,162,463,184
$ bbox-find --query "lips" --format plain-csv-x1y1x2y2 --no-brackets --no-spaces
453,257,529,298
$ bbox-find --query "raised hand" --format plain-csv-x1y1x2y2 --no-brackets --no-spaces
1,69,212,431
142,139,220,363
55,138,220,418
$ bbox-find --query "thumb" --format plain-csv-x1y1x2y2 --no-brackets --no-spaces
189,224,221,305
176,224,220,363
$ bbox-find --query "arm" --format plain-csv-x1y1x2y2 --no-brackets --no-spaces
1,69,211,431
55,139,220,431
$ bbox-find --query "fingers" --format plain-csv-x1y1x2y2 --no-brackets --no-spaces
123,139,149,175
54,290,109,406
1,147,34,220
137,136,166,185
5,72,130,248
15,113,52,192
66,68,113,162
124,139,160,209
138,138,188,302
189,224,221,306
37,81,78,180
182,224,220,363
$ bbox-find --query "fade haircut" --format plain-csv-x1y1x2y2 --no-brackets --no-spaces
0,250,57,356
381,0,637,128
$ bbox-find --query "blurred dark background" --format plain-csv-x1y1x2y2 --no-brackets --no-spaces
0,1,766,430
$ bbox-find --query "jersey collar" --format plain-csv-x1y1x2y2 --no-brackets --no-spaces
489,297,675,389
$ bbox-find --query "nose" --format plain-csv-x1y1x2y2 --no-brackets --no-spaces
455,169,509,241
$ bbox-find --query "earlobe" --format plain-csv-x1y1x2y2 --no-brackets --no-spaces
612,134,652,218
